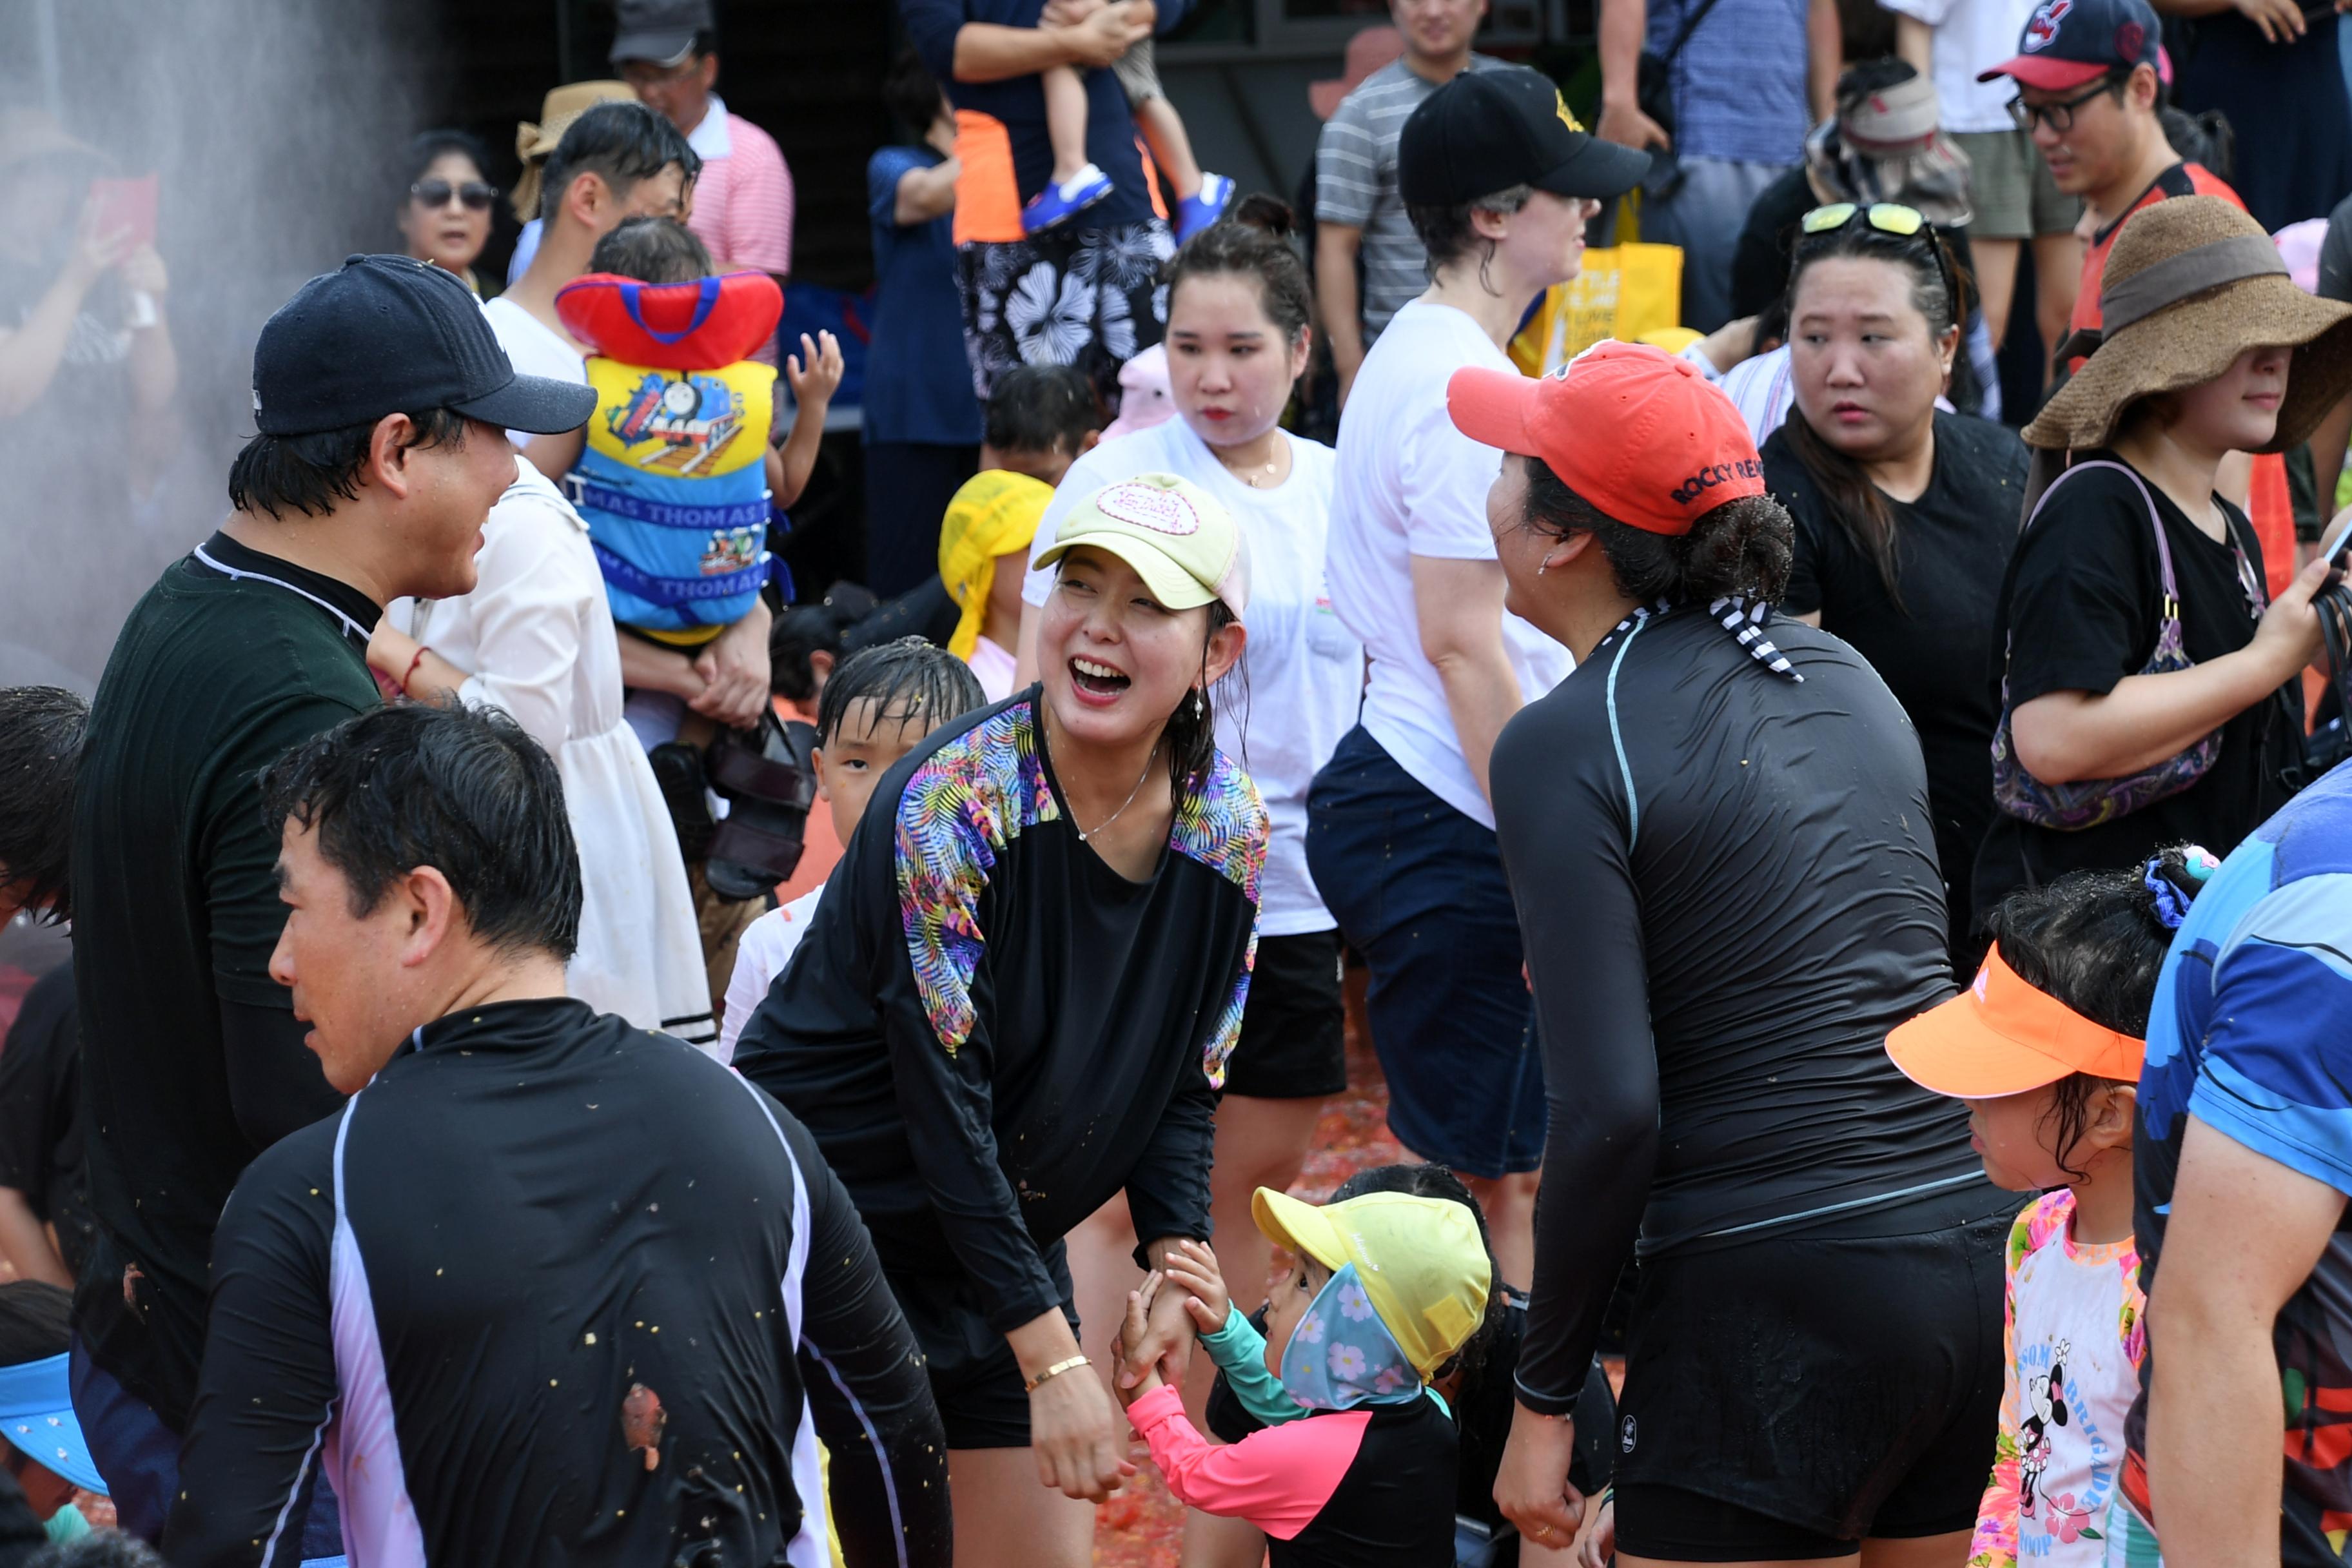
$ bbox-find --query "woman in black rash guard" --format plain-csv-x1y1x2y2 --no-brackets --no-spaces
1446,344,2012,1565
732,471,1266,1568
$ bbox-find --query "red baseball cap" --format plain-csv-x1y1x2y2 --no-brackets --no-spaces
1446,342,1764,536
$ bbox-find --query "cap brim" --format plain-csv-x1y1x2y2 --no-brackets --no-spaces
1885,994,2079,1099
1975,55,2110,88
453,372,598,435
1535,135,1652,202
1032,532,1216,611
0,1353,106,1496
1252,1187,1347,1273
1446,366,1542,456
610,28,697,67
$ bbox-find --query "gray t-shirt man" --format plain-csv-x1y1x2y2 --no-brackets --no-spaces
1315,54,1504,344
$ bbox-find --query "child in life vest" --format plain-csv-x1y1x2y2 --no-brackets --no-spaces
554,216,841,661
1886,846,2217,1568
1113,1188,1491,1567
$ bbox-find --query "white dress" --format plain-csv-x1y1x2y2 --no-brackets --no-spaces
391,459,713,1046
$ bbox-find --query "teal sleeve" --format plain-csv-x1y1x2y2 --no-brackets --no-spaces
1200,1313,1309,1427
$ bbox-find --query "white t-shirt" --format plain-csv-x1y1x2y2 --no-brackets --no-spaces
718,882,826,1063
968,635,1017,703
1024,419,1362,936
482,295,589,449
1324,299,1569,830
1878,0,2037,133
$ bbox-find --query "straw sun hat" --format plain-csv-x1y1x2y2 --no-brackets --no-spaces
2025,195,2352,453
511,81,639,222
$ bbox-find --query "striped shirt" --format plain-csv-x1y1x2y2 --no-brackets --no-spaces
1646,0,1811,166
1314,55,1505,342
686,97,796,279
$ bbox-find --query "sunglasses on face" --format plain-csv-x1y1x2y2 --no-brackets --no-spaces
411,179,498,212
2006,75,2122,133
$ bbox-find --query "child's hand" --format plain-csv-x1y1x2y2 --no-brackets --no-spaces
1160,1238,1231,1334
1112,1273,1166,1408
785,331,845,411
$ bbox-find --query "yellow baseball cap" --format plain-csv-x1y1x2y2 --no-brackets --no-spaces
1030,472,1250,617
1252,1188,1493,1378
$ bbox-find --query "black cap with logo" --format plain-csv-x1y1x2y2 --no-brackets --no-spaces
1398,65,1651,208
251,255,596,438
610,0,712,68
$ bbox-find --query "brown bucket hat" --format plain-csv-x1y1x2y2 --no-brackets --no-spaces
2026,195,2352,454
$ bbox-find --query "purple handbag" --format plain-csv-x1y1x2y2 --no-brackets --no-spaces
1989,459,2260,832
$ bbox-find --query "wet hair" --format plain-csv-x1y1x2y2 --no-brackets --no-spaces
1164,600,1241,792
227,406,470,523
1407,182,1534,287
1781,214,1972,607
1329,1163,1507,1385
259,702,583,962
1984,845,2205,1178
24,1536,168,1568
883,44,947,139
591,214,712,284
2160,103,2235,181
985,364,1101,456
540,100,700,223
815,636,986,749
768,585,879,702
1164,193,1315,347
0,685,86,923
0,1282,70,1369
1522,460,1794,605
403,128,492,193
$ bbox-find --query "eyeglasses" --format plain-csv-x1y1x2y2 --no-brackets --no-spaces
411,179,498,212
2006,75,2122,133
1798,202,1955,311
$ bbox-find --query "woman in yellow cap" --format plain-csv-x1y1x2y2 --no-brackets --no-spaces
939,469,1053,701
733,471,1265,1568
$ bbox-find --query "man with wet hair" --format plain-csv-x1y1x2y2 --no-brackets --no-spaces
165,701,950,1568
68,256,592,1545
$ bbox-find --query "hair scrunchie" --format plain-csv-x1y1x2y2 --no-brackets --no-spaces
2144,845,2220,929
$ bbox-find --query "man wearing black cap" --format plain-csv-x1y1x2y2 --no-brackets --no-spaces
1313,64,1647,1289
65,255,593,1545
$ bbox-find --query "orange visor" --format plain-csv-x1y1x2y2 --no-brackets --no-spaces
1885,947,2145,1099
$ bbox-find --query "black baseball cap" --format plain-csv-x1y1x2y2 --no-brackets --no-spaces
1398,65,1650,208
1977,0,2161,89
251,255,596,438
610,0,711,67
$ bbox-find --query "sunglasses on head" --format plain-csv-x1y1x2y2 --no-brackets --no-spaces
412,179,498,212
1799,201,1956,309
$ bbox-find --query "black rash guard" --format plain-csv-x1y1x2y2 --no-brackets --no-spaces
734,690,1266,1333
165,999,948,1568
1490,607,1985,1415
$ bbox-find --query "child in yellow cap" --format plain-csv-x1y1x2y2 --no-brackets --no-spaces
936,469,1052,703
1112,1187,1491,1566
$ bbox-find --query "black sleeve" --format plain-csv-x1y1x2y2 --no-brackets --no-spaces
1489,706,1660,1417
0,966,74,1205
2001,471,2160,707
777,1107,952,1568
219,1000,347,1153
1121,1028,1222,1264
856,791,1066,1335
164,1131,339,1568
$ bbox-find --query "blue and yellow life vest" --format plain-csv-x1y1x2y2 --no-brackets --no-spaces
554,271,785,645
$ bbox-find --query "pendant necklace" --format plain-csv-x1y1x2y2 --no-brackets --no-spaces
1075,742,1162,843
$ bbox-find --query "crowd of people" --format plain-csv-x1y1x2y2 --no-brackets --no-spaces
6,0,2352,1563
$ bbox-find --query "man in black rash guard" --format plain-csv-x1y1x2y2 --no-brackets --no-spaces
165,703,949,1568
1449,345,2013,1564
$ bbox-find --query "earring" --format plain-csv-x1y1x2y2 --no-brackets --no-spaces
1537,560,1548,576
1193,689,1205,718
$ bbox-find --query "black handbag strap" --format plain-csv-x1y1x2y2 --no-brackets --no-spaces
1658,0,1732,70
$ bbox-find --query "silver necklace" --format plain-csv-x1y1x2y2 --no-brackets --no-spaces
1074,743,1161,843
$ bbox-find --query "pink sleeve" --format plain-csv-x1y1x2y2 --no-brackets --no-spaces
722,117,795,277
1126,1385,1367,1541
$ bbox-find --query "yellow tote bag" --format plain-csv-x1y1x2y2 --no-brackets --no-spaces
1508,242,1685,377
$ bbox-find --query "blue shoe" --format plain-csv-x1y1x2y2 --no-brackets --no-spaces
1022,163,1114,233
1175,173,1237,241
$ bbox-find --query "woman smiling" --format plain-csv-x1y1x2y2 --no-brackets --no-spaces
733,473,1266,1568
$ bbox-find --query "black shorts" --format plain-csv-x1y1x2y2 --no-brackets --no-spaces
887,1253,1076,1451
1222,930,1348,1100
1611,1190,2017,1559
